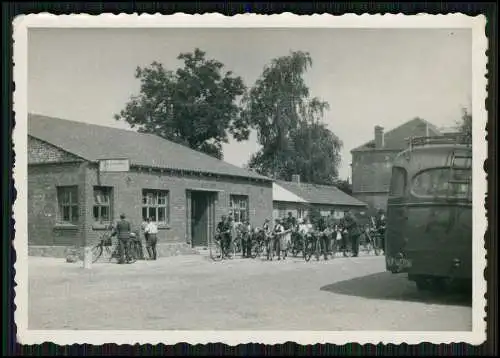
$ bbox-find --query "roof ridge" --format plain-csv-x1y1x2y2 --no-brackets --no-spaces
28,113,270,180
351,117,441,152
28,113,271,181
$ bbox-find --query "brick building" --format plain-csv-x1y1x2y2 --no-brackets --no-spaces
273,175,367,221
350,117,442,211
28,114,273,257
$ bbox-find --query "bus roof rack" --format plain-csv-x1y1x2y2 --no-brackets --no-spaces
407,132,472,149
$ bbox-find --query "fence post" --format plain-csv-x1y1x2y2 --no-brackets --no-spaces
83,246,92,269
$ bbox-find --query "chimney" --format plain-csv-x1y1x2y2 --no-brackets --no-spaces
374,126,385,148
291,174,301,184
416,121,429,137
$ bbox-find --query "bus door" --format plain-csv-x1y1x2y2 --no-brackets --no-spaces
385,166,409,272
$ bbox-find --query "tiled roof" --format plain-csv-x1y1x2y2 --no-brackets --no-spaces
351,117,442,152
273,183,307,203
275,180,367,207
28,114,271,181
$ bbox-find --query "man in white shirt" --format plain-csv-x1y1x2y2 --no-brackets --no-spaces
144,217,159,260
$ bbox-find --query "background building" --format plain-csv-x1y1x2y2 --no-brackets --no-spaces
273,175,367,221
350,117,442,210
28,114,273,258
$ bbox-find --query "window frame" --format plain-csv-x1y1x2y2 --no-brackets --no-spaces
388,166,408,198
229,194,249,224
410,166,472,200
142,189,170,225
57,185,79,225
92,186,113,224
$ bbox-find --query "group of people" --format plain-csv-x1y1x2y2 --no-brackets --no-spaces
109,213,159,264
215,209,387,261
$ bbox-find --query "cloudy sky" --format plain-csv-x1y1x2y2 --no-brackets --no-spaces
28,27,472,179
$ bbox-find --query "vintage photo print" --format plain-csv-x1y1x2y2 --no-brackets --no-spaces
13,13,487,345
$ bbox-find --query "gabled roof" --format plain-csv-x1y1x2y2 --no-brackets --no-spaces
273,183,307,203
275,180,367,207
28,114,271,181
351,117,442,152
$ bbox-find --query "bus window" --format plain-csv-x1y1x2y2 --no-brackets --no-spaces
411,168,471,199
389,167,407,197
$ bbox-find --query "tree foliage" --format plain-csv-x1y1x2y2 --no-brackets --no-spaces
334,179,353,195
243,51,343,184
114,48,247,159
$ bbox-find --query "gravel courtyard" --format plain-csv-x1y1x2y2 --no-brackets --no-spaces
28,254,472,331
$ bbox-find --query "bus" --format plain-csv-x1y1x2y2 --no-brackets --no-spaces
385,133,472,291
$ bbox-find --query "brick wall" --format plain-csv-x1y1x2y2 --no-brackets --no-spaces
28,162,87,247
28,136,81,164
351,150,399,194
84,166,273,247
27,137,273,251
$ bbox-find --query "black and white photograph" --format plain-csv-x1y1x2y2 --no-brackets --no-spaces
13,13,487,345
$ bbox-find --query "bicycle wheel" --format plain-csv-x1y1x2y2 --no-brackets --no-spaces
304,240,312,262
127,242,137,264
250,240,260,259
210,241,223,261
91,244,103,263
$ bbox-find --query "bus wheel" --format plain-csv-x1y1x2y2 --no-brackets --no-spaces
415,277,432,291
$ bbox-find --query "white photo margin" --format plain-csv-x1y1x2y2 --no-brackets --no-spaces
12,12,488,346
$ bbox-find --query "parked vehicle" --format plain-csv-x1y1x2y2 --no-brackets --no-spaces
385,133,472,291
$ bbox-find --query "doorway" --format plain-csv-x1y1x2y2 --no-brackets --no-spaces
187,190,217,247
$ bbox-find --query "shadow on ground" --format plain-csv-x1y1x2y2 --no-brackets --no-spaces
320,272,472,307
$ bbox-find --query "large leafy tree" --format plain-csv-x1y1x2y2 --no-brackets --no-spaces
114,48,248,159
243,51,343,184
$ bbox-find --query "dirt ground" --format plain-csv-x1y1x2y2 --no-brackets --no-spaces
28,253,472,331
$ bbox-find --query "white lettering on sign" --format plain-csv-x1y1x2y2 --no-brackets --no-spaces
99,159,130,172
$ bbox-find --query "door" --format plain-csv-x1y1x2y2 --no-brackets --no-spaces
190,191,217,247
191,192,208,247
385,166,409,272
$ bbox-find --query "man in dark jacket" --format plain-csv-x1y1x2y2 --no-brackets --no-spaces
375,209,386,251
111,213,132,264
344,211,361,257
317,215,330,260
216,215,231,258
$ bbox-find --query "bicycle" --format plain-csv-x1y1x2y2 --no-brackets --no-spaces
304,232,321,262
91,231,118,263
250,228,266,259
91,231,141,264
209,235,224,262
290,231,305,258
360,227,382,256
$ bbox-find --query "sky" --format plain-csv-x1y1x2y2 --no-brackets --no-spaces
28,27,472,179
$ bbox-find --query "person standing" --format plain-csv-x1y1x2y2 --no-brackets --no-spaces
216,215,231,258
345,211,361,257
262,218,273,260
375,208,387,251
273,218,285,260
317,215,330,260
111,213,132,264
144,217,159,260
240,220,252,258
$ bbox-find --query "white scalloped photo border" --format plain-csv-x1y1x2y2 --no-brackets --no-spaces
12,12,488,346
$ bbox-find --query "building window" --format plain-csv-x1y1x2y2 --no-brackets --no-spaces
57,186,79,224
93,186,113,223
142,189,169,224
334,211,345,219
229,195,249,223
